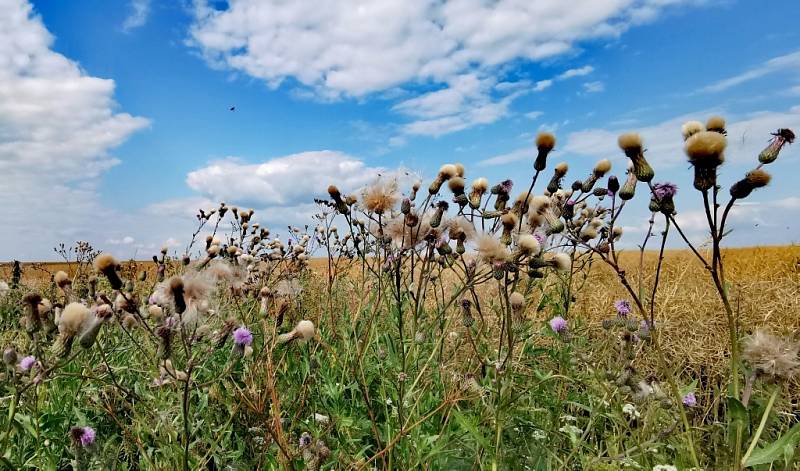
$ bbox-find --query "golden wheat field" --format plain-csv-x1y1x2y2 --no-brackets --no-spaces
6,244,798,376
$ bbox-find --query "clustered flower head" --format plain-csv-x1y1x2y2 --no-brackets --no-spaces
233,326,253,346
70,425,96,447
682,392,697,407
550,316,568,334
649,181,677,214
614,300,632,318
19,355,36,371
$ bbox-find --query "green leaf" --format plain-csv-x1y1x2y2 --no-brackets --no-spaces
744,421,800,467
727,396,748,425
450,409,491,451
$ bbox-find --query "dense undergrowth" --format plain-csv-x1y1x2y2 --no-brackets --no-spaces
0,118,798,470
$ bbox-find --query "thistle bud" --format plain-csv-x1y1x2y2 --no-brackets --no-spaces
618,133,654,183
618,171,637,201
758,128,795,164
729,168,771,199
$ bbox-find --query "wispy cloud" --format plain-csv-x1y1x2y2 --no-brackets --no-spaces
583,81,605,93
701,49,800,93
122,0,151,32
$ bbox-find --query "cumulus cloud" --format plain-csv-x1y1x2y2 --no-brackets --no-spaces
0,0,149,260
701,49,800,93
189,0,699,137
185,150,410,207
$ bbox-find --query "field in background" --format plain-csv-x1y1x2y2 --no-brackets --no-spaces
4,245,799,379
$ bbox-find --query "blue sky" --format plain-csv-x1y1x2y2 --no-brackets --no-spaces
1,0,799,260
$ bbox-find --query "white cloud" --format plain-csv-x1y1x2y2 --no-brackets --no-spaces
189,0,700,138
557,65,594,80
701,49,800,93
186,150,412,207
533,79,554,92
583,80,605,93
561,107,800,167
122,0,151,31
189,1,686,98
0,0,149,260
525,111,545,120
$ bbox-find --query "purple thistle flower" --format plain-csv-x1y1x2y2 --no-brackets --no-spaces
613,300,632,318
549,316,568,333
682,392,697,407
499,179,514,194
533,232,546,246
233,326,253,346
652,182,678,199
19,355,36,371
80,427,96,446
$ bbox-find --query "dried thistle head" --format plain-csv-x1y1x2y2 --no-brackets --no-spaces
742,330,800,382
705,115,726,134
681,121,705,140
534,132,556,171
476,234,509,265
730,168,772,199
54,271,71,288
363,179,400,215
94,253,123,290
685,131,726,167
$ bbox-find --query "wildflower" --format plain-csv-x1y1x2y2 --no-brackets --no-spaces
549,252,571,272
652,182,677,199
509,292,526,314
682,392,697,407
550,316,568,333
622,403,640,419
618,132,655,183
581,159,612,192
546,162,569,193
758,128,795,164
706,115,726,134
607,175,620,195
534,132,556,171
429,164,459,194
729,168,771,199
499,212,518,245
363,178,400,214
650,182,678,214
277,320,316,345
476,234,509,265
233,326,253,346
614,300,632,318
53,302,90,357
79,304,114,349
742,330,800,381
490,179,513,210
54,271,75,301
70,426,96,447
468,177,489,209
685,130,726,191
94,253,123,290
618,162,638,201
19,355,36,371
681,120,705,140
514,234,540,259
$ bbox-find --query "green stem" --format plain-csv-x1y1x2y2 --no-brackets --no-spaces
740,387,779,468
